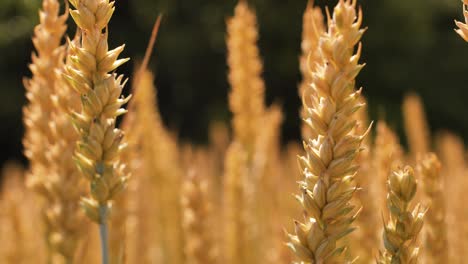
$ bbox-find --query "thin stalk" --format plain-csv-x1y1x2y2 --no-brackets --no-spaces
99,205,109,264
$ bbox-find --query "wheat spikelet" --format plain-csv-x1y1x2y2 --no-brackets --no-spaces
299,1,325,140
181,170,217,264
455,0,468,41
416,153,448,264
287,0,367,262
402,93,430,158
378,166,425,264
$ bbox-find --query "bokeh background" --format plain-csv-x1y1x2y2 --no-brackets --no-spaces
1,0,467,168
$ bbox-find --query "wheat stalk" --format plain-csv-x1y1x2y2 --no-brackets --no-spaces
378,166,425,264
287,0,368,262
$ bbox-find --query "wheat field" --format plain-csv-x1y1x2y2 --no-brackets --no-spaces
1,0,468,263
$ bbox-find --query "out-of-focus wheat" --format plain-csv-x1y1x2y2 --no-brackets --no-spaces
181,171,217,264
23,0,67,176
0,162,45,263
417,153,448,264
128,68,184,263
223,141,248,264
352,99,379,263
436,131,467,263
378,166,425,264
225,1,269,263
402,93,430,158
23,0,88,262
373,121,404,211
288,0,368,262
227,0,265,157
252,105,284,263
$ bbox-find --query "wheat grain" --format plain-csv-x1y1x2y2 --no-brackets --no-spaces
288,0,368,262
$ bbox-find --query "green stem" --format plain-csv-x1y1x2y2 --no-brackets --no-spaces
99,205,109,264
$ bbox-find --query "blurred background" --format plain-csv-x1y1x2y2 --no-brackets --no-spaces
1,0,467,168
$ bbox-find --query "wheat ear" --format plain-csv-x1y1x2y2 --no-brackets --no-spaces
417,153,448,264
378,166,425,264
225,1,268,263
299,1,325,141
63,1,131,263
22,0,88,262
287,0,367,262
129,68,184,263
455,0,468,41
227,0,266,157
23,0,67,173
